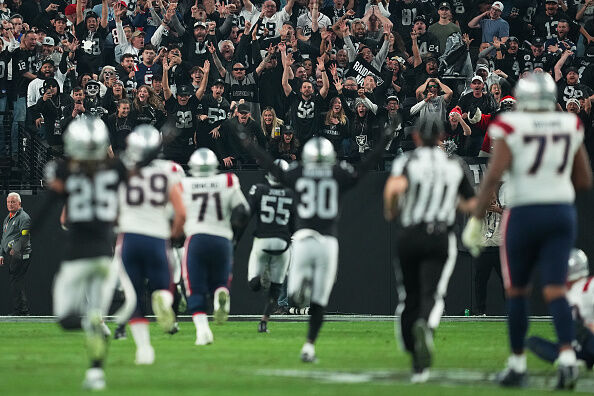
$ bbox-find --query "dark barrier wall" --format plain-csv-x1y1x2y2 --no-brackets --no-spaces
1,170,593,316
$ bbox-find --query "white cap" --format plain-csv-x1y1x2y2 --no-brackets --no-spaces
42,37,55,46
566,98,581,108
471,75,484,83
492,1,503,11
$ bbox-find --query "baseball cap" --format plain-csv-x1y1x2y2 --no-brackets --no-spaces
532,37,545,46
476,64,489,73
282,125,294,134
491,1,503,11
386,95,399,103
566,66,579,74
213,78,225,86
41,59,55,67
85,11,99,19
194,21,207,29
86,79,100,87
43,78,59,90
42,37,55,46
55,13,67,21
545,0,557,3
113,79,125,86
177,85,193,96
439,2,451,9
507,36,519,43
413,15,426,24
131,30,145,38
471,75,484,83
567,98,581,108
237,103,251,114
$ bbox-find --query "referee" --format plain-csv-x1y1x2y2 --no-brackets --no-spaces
384,116,477,383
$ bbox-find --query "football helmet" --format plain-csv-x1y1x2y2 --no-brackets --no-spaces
567,248,589,282
266,159,289,186
63,116,109,160
188,148,219,176
302,137,336,165
514,72,557,111
124,125,161,165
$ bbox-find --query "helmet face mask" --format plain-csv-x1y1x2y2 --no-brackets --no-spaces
188,148,219,176
514,72,557,112
302,137,336,166
63,116,110,160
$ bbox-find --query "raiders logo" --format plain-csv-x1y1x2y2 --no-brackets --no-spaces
356,134,368,153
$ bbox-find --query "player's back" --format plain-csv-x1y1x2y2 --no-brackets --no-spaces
248,183,295,241
118,159,183,240
284,162,358,237
488,111,584,208
182,172,248,240
47,159,126,261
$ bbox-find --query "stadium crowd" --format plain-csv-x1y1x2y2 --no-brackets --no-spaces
0,0,592,168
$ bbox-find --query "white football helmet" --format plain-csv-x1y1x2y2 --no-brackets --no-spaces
567,248,589,282
63,116,109,160
302,137,336,166
188,148,219,177
124,125,161,165
266,159,289,186
514,72,557,112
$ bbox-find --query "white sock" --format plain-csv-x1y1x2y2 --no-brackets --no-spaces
130,321,151,349
154,290,174,307
193,313,208,332
508,354,527,373
558,349,577,366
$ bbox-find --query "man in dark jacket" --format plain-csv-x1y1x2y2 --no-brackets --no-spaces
220,103,267,168
1,192,32,315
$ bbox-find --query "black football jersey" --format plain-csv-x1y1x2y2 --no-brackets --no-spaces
278,162,360,236
247,183,295,241
45,158,127,261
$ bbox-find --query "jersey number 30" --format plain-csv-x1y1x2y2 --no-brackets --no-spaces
296,179,338,219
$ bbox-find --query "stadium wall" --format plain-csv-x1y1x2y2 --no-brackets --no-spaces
1,166,593,316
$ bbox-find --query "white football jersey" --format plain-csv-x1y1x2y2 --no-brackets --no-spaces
182,173,249,240
250,8,290,38
567,277,594,328
118,159,183,239
488,111,584,208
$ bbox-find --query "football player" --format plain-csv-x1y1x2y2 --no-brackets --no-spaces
238,133,387,362
115,125,186,365
463,72,593,389
246,159,295,333
44,118,129,390
526,249,594,370
181,148,250,345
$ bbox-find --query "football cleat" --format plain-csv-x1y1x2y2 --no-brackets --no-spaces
151,290,176,333
213,287,230,324
555,364,578,390
258,321,269,333
411,369,430,384
114,324,127,340
135,345,155,365
300,342,317,363
412,319,433,373
82,368,106,391
195,325,214,346
168,322,179,335
495,367,527,387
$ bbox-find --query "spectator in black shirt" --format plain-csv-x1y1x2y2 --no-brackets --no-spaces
457,74,497,155
318,96,350,154
107,98,134,157
269,124,300,162
74,0,108,73
220,102,267,168
131,84,166,128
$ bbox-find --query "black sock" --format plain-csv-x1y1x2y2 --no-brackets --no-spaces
91,359,103,369
264,283,282,317
307,303,324,343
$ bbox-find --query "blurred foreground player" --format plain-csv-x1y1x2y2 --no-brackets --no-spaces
116,125,186,364
384,116,477,383
181,148,250,345
246,159,295,333
238,133,388,363
463,72,593,389
44,118,129,390
527,249,594,370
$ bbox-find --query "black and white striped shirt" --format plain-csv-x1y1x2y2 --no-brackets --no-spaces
391,147,474,227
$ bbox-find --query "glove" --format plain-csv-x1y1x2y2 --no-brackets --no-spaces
462,216,483,257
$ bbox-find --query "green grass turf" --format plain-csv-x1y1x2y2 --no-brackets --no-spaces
0,320,583,395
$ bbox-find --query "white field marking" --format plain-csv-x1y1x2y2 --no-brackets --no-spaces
256,368,594,392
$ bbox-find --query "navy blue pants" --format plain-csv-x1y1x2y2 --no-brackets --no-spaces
121,233,171,319
502,204,576,289
183,234,233,314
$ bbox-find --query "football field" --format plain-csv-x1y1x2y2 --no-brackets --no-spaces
2,319,593,395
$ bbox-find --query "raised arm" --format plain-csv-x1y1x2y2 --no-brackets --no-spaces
284,0,295,15
280,42,294,97
317,56,329,98
208,41,226,78
468,10,488,29
76,0,84,25
554,50,573,82
196,60,210,100
411,31,421,68
101,0,109,29
436,78,453,102
162,57,172,100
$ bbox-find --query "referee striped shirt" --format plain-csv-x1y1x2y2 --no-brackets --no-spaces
391,147,475,227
